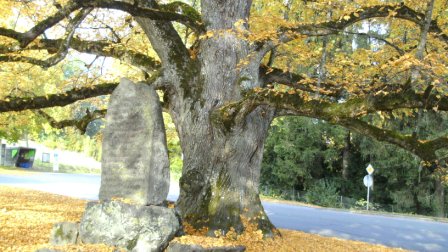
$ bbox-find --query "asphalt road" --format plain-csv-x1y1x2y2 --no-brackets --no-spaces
1,172,447,252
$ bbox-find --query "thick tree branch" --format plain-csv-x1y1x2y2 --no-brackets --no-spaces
316,31,329,99
1,8,93,69
294,89,447,118
160,1,202,26
75,0,205,34
135,1,191,82
0,55,52,67
36,109,106,134
43,8,93,67
0,0,204,48
337,118,443,161
275,4,448,47
217,88,448,134
0,2,81,47
216,88,448,160
0,74,167,113
0,38,161,72
47,38,161,72
0,83,118,112
416,0,436,61
429,136,448,152
343,31,406,55
259,65,345,97
407,0,436,139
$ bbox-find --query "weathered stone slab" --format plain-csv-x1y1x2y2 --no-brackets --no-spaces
79,201,180,252
35,249,63,252
49,222,79,245
166,241,246,252
99,78,170,205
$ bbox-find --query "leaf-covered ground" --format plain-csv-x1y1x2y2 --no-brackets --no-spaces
0,186,408,252
0,186,119,252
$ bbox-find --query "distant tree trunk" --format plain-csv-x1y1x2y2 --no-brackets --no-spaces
342,131,351,180
413,189,422,214
434,178,446,217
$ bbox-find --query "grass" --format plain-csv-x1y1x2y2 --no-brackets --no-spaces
32,160,100,174
0,165,42,176
0,186,409,252
0,163,99,175
0,165,95,176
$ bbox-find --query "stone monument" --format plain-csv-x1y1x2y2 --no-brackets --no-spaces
79,201,180,251
99,78,170,205
45,78,180,252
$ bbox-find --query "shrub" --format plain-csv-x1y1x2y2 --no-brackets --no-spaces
305,179,340,207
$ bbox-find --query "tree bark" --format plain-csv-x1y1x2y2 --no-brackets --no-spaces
140,0,278,236
342,131,351,181
434,177,446,217
176,107,277,236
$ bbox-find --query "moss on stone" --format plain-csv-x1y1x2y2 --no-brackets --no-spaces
126,235,139,250
160,1,202,23
55,226,64,239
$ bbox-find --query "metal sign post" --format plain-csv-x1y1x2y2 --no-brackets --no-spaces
363,175,373,210
363,164,374,211
53,152,59,172
367,183,370,211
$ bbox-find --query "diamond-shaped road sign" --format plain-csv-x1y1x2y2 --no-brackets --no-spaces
366,164,374,174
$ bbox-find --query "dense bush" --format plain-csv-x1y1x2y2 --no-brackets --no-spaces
261,115,448,217
305,179,340,208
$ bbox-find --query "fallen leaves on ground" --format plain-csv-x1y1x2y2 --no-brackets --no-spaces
179,216,409,252
173,229,409,252
0,186,117,252
0,186,409,252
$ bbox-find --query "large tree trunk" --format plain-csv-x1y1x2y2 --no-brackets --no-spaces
176,108,277,236
167,0,277,237
136,0,277,236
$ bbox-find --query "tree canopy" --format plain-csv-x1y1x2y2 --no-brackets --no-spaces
0,0,447,234
1,0,447,161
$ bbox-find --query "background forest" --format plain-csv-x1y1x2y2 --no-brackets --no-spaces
261,115,448,217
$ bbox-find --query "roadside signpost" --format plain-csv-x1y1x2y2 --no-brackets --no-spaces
363,164,374,210
53,152,59,172
366,164,374,175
